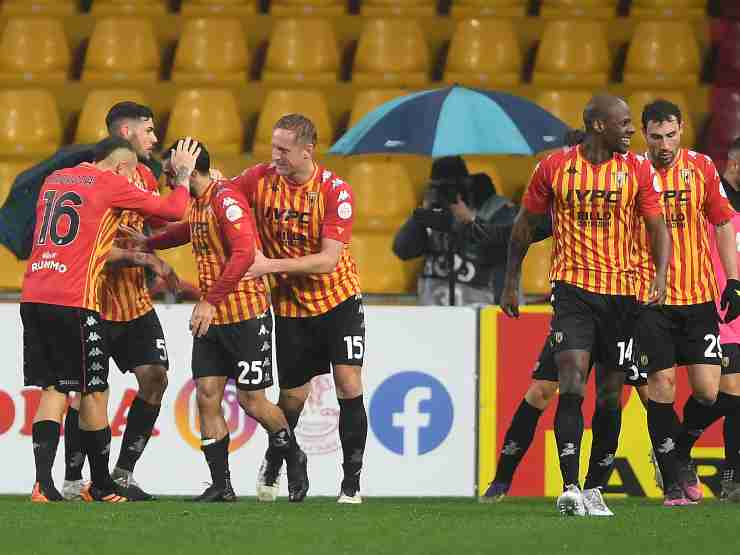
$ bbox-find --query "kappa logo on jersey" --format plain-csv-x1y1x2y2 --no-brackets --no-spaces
87,331,101,342
258,324,269,336
321,170,332,183
263,357,271,367
370,371,454,456
337,190,350,202
88,347,104,357
85,316,97,327
260,341,270,352
88,376,105,387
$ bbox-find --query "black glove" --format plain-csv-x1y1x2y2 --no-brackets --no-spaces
721,278,740,323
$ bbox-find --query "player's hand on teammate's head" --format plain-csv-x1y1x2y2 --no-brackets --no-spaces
209,168,224,182
721,278,740,323
190,300,216,338
117,224,149,251
170,136,202,187
646,275,667,306
243,250,271,280
500,284,520,318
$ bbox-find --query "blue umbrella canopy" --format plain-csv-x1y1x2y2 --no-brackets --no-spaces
330,85,570,157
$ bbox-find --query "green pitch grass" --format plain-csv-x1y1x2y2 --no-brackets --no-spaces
0,496,736,555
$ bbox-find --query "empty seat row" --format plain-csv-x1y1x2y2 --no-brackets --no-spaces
0,0,713,18
0,86,703,163
0,17,706,88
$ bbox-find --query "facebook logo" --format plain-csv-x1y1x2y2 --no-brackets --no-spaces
370,371,454,455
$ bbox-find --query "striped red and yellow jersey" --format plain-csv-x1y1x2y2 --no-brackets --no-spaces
230,163,361,318
632,149,734,305
147,181,269,324
523,145,662,296
98,163,159,322
21,163,189,311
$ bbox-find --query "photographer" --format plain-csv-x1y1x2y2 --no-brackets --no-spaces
393,156,541,306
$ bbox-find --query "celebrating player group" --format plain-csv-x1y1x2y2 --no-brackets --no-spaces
489,94,740,515
21,103,367,504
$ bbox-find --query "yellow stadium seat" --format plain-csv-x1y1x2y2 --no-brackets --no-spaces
623,21,700,88
348,89,408,128
522,237,552,297
353,19,430,87
348,160,416,232
82,18,160,83
460,156,512,198
75,90,149,144
271,0,345,16
172,18,249,84
350,232,418,293
1,0,77,15
157,244,200,289
630,0,706,18
361,0,436,16
262,19,339,85
0,90,61,157
90,0,167,15
0,18,70,83
253,90,332,159
627,90,696,153
165,89,243,155
535,90,591,130
180,0,257,15
444,19,521,88
450,0,527,17
532,20,610,87
0,245,27,290
539,0,617,17
0,160,34,203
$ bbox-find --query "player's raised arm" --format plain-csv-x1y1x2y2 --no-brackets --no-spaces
501,159,553,318
108,137,201,221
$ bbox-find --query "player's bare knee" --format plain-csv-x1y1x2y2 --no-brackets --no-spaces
237,389,267,417
525,381,557,410
692,388,718,406
648,370,676,402
334,365,363,399
279,387,309,412
135,365,168,403
558,367,587,395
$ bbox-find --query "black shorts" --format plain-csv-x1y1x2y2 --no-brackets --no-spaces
635,302,721,375
104,309,169,373
548,281,637,368
722,343,740,376
275,294,365,390
21,302,109,393
191,310,274,391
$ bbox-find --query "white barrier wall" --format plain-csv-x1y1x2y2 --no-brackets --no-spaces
0,304,478,497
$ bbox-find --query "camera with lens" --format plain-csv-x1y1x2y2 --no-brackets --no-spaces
413,174,493,232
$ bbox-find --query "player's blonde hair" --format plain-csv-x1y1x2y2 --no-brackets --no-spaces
274,114,317,146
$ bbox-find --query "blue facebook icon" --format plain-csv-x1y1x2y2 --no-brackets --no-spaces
370,371,454,455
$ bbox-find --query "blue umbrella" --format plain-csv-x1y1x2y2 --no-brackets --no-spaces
330,85,569,157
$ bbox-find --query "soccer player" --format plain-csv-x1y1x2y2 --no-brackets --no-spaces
61,102,177,502
500,95,671,516
633,103,740,505
229,114,366,504
138,140,298,502
23,136,194,502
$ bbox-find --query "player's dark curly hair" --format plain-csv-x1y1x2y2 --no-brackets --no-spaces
93,135,135,162
105,101,155,134
165,139,210,175
641,99,682,129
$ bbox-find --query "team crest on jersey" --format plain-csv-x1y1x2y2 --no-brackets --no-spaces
306,191,318,205
680,168,693,183
640,354,649,367
613,171,628,187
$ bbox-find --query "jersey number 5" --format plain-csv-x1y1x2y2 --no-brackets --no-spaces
37,190,83,246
